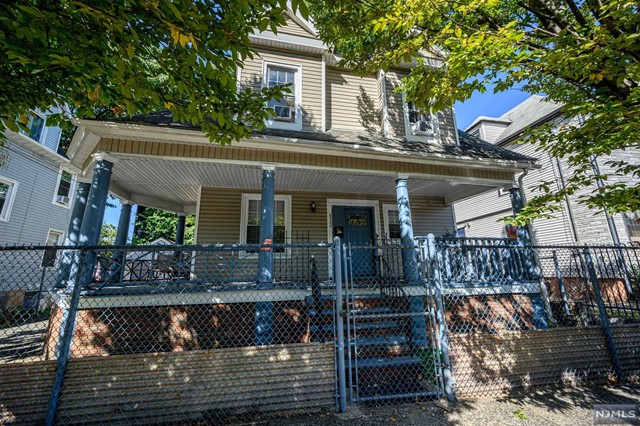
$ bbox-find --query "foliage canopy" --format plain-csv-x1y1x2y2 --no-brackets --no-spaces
1,0,308,145
309,0,640,223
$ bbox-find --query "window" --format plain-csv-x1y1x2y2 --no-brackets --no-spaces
403,95,439,142
623,211,640,242
263,62,302,130
0,176,18,222
42,230,64,268
19,112,46,142
53,170,74,207
383,205,402,242
240,194,291,253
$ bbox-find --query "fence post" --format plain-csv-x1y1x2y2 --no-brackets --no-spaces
426,234,455,402
583,247,624,381
45,248,87,426
552,251,571,318
333,237,347,413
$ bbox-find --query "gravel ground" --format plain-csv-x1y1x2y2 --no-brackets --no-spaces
270,384,640,426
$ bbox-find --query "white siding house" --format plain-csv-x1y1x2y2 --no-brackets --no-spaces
454,95,640,245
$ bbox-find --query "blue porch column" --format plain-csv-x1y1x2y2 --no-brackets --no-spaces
114,202,132,246
55,180,91,288
255,166,275,345
109,201,132,280
79,156,114,247
508,186,532,245
175,214,186,245
509,186,548,328
396,175,427,346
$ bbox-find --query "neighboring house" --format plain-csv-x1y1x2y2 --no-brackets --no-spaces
454,95,640,245
0,108,79,305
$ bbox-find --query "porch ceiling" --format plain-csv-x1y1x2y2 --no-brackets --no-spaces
105,157,504,213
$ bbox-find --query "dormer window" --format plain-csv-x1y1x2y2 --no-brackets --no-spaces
263,61,302,131
403,96,439,142
19,112,46,143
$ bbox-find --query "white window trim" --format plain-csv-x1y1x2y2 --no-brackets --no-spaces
262,60,303,131
382,203,401,241
402,93,440,143
20,109,47,143
52,168,76,209
42,229,65,268
0,175,18,222
239,193,292,257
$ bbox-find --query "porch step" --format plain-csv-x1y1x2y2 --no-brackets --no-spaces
350,307,396,316
352,335,407,347
354,356,423,369
311,320,401,333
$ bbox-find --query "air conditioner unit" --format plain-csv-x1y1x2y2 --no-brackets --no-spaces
273,105,293,121
56,195,69,204
411,119,432,136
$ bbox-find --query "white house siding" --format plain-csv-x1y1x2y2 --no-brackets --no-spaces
454,140,575,245
0,141,71,245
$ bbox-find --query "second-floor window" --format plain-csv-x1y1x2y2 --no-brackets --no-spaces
53,170,74,207
403,97,439,142
263,62,302,130
20,112,46,142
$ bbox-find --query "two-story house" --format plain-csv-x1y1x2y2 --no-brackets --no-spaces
65,12,535,262
0,108,79,308
454,95,640,245
34,10,550,412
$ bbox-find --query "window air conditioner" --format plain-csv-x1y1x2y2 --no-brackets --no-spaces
411,118,432,136
56,195,69,204
273,105,293,121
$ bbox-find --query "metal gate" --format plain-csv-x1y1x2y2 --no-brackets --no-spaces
337,242,447,404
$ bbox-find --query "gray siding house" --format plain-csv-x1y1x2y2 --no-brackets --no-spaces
0,110,79,301
454,95,640,245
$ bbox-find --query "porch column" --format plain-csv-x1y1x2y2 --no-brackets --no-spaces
396,175,420,284
55,180,91,288
115,202,132,246
175,214,186,245
509,186,549,329
79,155,115,247
109,201,132,280
257,166,275,287
396,175,427,347
255,165,275,346
508,186,532,245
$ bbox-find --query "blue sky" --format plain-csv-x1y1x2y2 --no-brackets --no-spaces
102,89,532,231
454,88,531,130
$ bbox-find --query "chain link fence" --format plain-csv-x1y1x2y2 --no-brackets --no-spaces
419,237,640,398
1,238,639,423
340,242,445,404
0,242,336,424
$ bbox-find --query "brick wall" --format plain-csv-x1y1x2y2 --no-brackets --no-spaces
47,301,310,358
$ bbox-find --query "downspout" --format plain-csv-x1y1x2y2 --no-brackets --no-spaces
554,156,579,243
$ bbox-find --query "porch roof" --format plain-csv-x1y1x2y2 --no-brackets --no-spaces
66,114,537,214
111,110,535,164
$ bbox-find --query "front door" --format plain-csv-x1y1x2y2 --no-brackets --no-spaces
332,206,375,278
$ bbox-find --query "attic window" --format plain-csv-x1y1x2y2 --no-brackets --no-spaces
263,62,302,131
403,97,439,142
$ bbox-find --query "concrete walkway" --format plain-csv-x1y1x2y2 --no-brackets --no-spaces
273,384,640,425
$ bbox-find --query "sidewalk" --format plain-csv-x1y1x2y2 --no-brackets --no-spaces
272,384,640,426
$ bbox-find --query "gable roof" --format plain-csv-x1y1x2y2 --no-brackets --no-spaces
110,110,535,165
465,95,563,145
